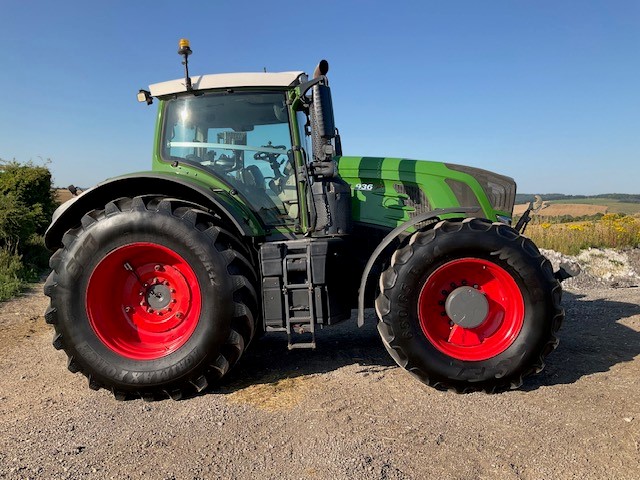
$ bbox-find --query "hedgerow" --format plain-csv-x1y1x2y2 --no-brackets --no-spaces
0,159,57,300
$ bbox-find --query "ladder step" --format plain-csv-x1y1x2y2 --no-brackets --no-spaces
288,342,316,350
289,323,313,334
265,326,287,333
289,306,310,312
285,253,308,260
280,241,317,350
284,283,310,289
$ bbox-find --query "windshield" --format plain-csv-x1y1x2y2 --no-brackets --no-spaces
161,91,298,225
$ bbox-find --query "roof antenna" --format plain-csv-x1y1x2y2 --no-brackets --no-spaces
178,38,193,91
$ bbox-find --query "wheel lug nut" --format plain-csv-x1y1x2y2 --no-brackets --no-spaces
148,308,155,314
154,264,163,271
139,290,144,296
124,306,132,313
473,284,479,289
139,301,146,306
461,280,467,286
441,290,448,296
440,311,447,316
176,312,183,319
163,281,170,286
450,283,456,288
156,311,163,316
170,289,176,294
171,299,177,304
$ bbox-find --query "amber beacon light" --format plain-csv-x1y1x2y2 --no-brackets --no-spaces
178,38,193,91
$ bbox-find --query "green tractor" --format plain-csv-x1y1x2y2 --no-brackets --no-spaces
44,40,565,400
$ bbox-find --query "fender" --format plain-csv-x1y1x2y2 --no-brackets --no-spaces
357,207,480,326
45,172,264,250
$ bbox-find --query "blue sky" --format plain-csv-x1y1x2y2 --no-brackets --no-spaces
0,0,638,195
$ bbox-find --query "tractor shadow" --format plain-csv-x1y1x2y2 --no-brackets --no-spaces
522,289,640,391
208,290,640,396
214,309,396,393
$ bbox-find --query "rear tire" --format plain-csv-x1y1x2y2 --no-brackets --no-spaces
44,196,258,400
375,218,564,393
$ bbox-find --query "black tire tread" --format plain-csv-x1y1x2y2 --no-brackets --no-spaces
375,217,564,393
43,195,259,400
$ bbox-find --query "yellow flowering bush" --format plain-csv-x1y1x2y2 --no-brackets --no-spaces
523,214,640,255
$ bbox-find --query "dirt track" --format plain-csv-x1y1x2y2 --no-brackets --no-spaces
0,279,639,479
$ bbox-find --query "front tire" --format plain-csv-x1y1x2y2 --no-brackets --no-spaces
375,218,564,393
44,196,258,400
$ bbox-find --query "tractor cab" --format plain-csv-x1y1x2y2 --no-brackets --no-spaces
139,42,347,236
157,86,301,225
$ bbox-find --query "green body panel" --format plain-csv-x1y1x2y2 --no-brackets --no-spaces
287,89,310,232
337,156,502,229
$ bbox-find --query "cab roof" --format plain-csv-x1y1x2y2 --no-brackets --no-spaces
149,71,305,97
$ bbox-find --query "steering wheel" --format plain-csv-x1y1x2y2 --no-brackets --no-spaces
254,142,287,163
254,142,287,181
254,151,285,162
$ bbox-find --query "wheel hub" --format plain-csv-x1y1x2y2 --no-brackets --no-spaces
445,286,489,329
146,283,171,310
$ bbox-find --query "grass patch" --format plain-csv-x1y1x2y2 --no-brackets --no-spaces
225,375,321,411
0,248,24,301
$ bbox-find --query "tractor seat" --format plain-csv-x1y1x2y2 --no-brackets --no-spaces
240,165,266,190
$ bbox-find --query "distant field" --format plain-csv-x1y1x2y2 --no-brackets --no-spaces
513,202,608,217
514,198,640,217
55,188,74,204
538,203,608,216
546,198,640,214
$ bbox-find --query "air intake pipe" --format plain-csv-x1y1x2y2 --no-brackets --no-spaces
310,60,336,159
307,60,351,235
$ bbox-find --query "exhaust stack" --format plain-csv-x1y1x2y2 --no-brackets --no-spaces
313,60,329,79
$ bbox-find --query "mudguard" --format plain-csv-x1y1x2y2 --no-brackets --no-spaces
357,207,479,326
45,172,264,250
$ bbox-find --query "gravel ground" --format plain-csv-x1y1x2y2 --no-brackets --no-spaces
0,250,639,480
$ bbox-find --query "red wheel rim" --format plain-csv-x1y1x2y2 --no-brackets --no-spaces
418,258,524,361
86,242,201,360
